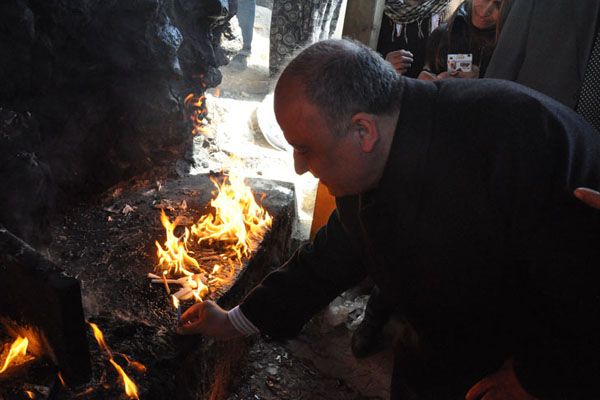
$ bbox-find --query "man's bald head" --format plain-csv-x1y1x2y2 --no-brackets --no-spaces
275,39,403,136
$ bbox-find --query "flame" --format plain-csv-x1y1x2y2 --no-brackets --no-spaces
57,372,66,387
87,322,140,399
184,93,210,135
152,162,271,318
116,352,147,374
109,359,139,399
0,336,29,373
25,390,35,399
88,322,112,358
190,172,272,260
155,211,199,277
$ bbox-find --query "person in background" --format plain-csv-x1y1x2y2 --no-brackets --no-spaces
485,0,600,132
418,0,501,80
377,0,450,77
230,0,256,70
178,39,600,400
269,0,343,76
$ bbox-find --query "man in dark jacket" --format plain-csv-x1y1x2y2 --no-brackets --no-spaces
178,39,600,400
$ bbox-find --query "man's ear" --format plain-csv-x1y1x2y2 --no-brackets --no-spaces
350,112,379,152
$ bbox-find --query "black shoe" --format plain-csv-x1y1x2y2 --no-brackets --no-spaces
351,319,384,358
230,53,247,71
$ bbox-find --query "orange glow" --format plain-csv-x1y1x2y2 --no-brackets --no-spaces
0,336,29,373
109,359,139,399
57,372,66,387
116,352,147,374
155,210,200,277
184,93,210,136
190,172,272,261
25,390,35,399
153,164,271,305
88,322,112,358
88,322,140,399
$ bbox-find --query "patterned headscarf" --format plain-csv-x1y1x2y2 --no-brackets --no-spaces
385,0,450,25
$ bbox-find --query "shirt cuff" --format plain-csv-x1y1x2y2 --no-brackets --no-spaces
228,305,260,336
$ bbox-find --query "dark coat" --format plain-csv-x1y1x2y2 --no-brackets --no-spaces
241,78,600,399
485,0,600,109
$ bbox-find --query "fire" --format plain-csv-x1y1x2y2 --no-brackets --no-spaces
0,336,29,373
184,93,210,135
88,322,112,358
87,322,142,399
191,173,273,260
153,164,272,306
109,359,139,399
155,211,199,277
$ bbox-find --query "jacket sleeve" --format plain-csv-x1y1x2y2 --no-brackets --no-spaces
239,208,367,339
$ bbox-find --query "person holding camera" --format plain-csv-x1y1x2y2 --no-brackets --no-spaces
418,0,502,80
377,0,450,77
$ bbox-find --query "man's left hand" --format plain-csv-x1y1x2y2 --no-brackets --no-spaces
465,359,538,400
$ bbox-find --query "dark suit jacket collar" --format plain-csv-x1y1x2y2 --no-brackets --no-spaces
360,78,437,224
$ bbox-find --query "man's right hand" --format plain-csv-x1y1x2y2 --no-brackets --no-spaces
386,49,414,75
177,300,242,340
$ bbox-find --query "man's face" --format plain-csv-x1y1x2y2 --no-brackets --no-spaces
274,82,368,197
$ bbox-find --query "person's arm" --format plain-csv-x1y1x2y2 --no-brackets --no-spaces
240,206,367,339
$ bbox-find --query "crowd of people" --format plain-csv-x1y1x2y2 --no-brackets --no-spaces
191,1,600,399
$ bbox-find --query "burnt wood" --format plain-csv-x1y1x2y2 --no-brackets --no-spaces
0,227,92,387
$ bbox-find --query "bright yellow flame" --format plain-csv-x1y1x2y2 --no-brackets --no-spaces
190,172,272,260
88,322,112,358
109,359,139,399
88,322,140,399
155,211,200,277
25,390,35,399
0,336,29,373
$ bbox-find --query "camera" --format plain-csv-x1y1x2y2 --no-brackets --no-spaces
447,53,473,73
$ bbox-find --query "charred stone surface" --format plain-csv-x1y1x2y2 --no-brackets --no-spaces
41,173,295,400
0,0,235,248
0,226,91,387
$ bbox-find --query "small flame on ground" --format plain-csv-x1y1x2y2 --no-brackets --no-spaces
87,322,142,399
0,336,29,373
88,322,112,358
25,390,35,399
57,372,66,387
109,359,139,399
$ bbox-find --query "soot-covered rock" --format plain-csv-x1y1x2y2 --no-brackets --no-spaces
0,0,235,248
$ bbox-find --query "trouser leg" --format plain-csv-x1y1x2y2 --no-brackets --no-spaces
237,0,255,54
